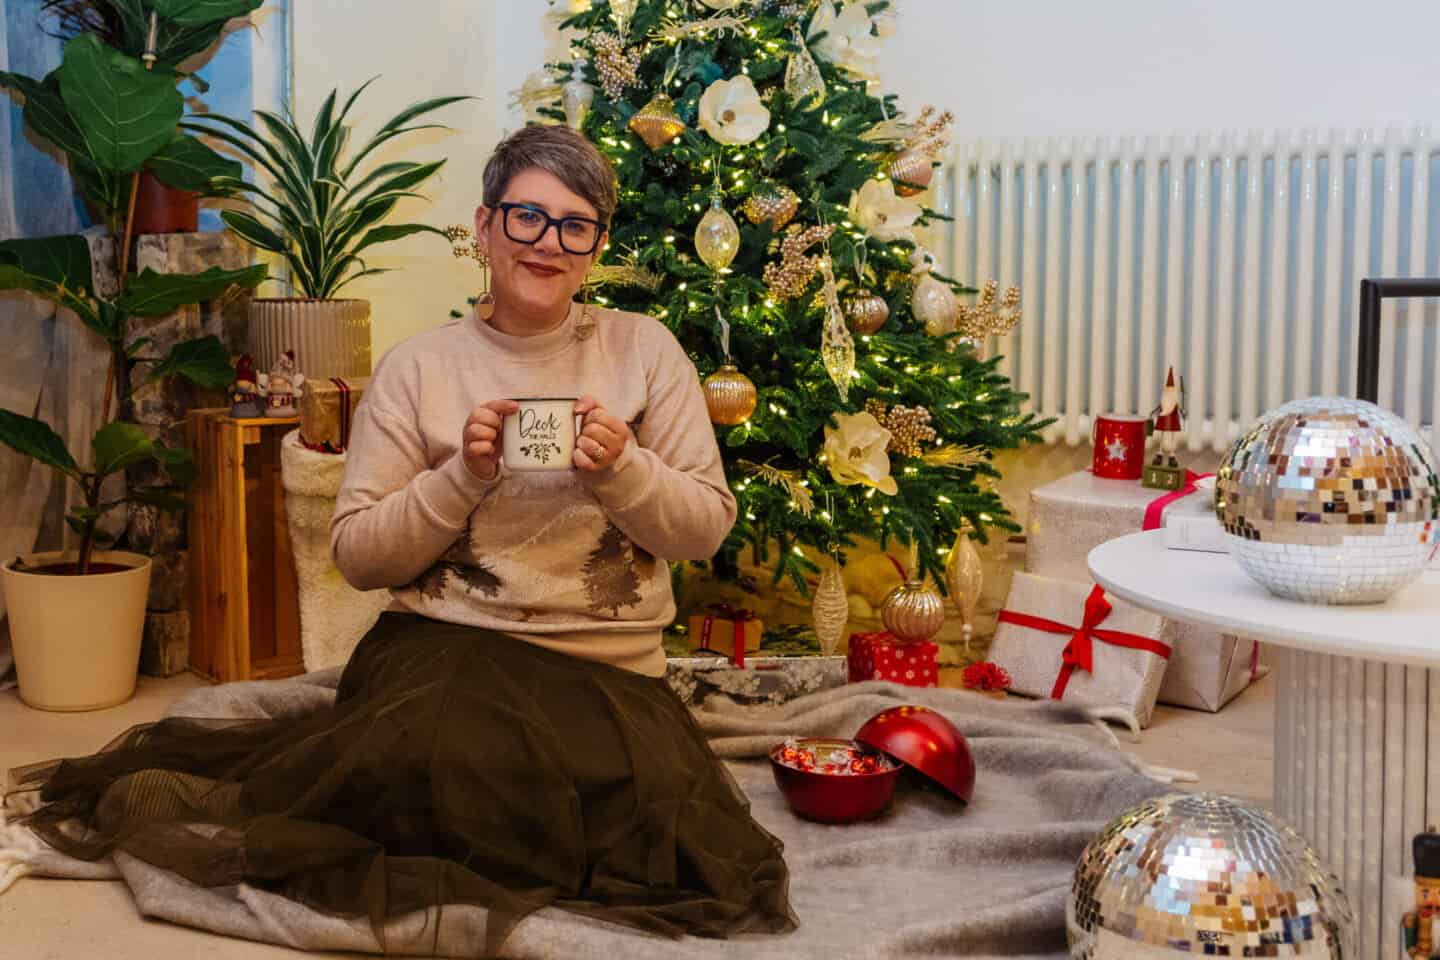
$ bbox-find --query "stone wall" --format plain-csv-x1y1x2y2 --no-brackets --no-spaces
127,232,252,676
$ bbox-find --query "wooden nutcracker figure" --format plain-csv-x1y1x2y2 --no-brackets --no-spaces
1405,828,1440,958
1142,366,1187,491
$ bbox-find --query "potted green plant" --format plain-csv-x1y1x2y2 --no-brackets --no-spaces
38,0,265,233
188,81,469,378
0,18,265,711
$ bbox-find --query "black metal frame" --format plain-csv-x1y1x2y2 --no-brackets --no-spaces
1357,278,1440,402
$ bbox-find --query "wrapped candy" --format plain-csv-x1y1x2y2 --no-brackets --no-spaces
773,737,896,776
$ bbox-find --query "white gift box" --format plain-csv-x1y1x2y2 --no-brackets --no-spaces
1027,469,1264,712
1160,475,1230,554
990,572,1169,729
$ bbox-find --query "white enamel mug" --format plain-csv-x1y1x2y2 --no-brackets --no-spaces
503,397,579,472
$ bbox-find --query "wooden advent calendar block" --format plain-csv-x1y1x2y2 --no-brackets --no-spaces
186,408,305,683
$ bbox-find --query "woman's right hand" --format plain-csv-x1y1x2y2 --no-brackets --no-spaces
462,399,520,481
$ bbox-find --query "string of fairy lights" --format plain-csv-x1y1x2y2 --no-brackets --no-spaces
526,0,1037,619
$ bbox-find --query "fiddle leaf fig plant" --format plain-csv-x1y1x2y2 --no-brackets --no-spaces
0,2,271,574
0,234,265,571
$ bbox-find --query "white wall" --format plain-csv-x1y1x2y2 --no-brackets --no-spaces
292,0,1440,362
290,0,500,362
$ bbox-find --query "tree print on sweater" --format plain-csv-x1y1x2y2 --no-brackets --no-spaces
582,522,646,615
410,537,502,601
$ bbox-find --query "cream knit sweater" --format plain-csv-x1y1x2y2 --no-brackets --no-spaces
331,303,737,676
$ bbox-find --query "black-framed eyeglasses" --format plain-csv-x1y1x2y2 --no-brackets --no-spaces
493,202,606,255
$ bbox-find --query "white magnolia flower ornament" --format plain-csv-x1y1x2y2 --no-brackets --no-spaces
699,75,771,145
848,178,922,242
807,2,881,80
824,411,899,495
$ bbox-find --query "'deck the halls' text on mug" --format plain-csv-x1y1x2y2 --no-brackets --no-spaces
503,397,579,472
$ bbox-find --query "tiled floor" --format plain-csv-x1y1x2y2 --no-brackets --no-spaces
0,670,1275,957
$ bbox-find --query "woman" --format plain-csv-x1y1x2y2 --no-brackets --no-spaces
7,126,795,956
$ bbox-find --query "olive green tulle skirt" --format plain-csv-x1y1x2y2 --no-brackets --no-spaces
7,613,796,955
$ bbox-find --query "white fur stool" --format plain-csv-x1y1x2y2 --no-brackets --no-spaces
279,431,391,671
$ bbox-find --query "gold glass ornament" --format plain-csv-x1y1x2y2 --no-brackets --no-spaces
946,523,983,653
703,364,758,425
812,555,849,656
889,146,934,197
695,194,741,272
910,249,957,336
843,289,889,334
784,28,827,106
629,93,686,151
880,578,946,643
818,256,855,401
608,0,638,36
742,182,799,230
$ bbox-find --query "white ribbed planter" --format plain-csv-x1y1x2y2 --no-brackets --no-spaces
1,550,151,712
250,299,372,380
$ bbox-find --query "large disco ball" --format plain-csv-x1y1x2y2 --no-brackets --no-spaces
1215,396,1440,604
1067,793,1353,958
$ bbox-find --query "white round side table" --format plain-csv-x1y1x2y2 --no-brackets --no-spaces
1089,530,1440,960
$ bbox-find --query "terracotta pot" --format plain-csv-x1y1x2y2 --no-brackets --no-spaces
132,170,199,234
249,298,372,381
1,550,151,712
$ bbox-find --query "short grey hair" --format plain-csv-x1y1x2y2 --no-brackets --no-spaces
482,125,618,226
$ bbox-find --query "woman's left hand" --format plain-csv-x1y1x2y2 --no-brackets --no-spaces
574,395,632,473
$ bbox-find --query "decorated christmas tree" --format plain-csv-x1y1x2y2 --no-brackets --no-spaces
526,0,1046,605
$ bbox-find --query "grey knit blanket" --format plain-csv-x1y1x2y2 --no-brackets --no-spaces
1,673,1169,959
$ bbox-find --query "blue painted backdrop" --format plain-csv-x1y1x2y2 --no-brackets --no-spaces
0,0,289,240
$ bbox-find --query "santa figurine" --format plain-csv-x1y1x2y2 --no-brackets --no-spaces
1405,828,1440,957
1142,366,1187,490
265,350,305,418
229,354,268,419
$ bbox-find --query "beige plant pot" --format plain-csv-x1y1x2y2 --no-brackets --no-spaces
250,298,372,381
1,550,151,712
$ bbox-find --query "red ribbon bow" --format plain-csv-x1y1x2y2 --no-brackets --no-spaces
997,585,1171,699
1142,470,1214,531
699,602,755,667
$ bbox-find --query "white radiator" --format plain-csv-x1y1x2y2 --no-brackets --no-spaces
937,129,1440,454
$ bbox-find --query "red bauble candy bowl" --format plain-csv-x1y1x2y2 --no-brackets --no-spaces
855,705,976,806
768,738,902,824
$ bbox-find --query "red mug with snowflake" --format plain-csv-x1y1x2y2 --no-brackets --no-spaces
1091,414,1147,480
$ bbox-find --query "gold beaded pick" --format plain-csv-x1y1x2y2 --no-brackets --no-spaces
956,280,1023,337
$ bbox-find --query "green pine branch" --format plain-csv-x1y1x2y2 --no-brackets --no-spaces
546,0,1051,592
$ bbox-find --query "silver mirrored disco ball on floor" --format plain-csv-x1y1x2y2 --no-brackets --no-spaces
1067,793,1353,958
1215,396,1440,604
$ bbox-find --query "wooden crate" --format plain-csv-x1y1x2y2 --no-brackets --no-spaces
187,408,304,683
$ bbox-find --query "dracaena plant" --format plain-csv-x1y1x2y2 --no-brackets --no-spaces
188,81,471,299
0,2,269,574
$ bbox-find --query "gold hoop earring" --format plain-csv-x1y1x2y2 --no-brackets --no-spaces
446,225,494,320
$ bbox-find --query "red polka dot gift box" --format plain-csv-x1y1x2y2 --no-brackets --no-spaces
847,632,939,687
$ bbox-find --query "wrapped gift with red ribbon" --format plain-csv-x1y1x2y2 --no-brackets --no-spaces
299,376,370,454
989,572,1170,729
1026,468,1263,713
687,602,762,666
847,632,939,687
